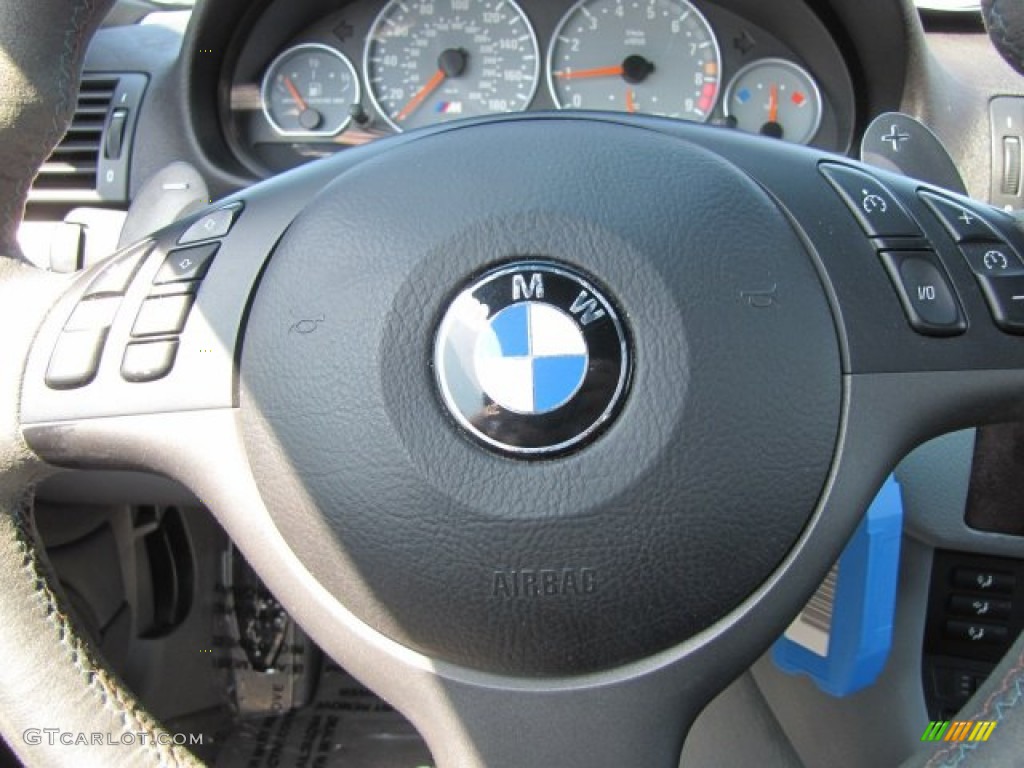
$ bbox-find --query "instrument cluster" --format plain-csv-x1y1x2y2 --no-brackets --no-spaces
227,0,855,174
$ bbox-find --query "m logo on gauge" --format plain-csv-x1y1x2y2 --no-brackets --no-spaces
434,262,630,456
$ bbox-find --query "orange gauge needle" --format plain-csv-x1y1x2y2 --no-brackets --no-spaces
768,84,779,124
396,69,446,123
626,88,637,114
555,64,625,80
282,76,308,112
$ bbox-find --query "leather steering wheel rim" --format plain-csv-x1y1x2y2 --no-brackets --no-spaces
2,2,1024,767
982,0,1024,76
0,0,198,765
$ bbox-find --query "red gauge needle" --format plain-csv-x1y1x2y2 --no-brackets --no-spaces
626,88,637,114
555,65,625,80
396,69,446,123
282,76,308,112
768,84,779,124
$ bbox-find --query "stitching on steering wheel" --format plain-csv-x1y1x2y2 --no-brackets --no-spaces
983,0,1024,74
8,493,199,767
0,0,98,259
47,0,91,162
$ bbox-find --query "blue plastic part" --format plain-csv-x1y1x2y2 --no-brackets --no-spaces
772,474,903,697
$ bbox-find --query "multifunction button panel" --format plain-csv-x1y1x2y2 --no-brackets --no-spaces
920,191,1024,334
44,242,149,389
821,162,1024,339
43,203,242,391
821,163,963,336
923,550,1024,720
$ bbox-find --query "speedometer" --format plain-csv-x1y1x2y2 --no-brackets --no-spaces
364,0,540,132
548,0,721,122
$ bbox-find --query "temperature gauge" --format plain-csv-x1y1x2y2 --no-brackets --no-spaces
724,58,822,145
261,43,360,137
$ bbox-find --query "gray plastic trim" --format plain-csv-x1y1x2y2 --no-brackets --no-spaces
753,535,935,768
899,429,1024,558
23,368,1024,768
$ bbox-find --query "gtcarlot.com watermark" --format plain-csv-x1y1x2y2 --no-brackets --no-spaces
23,729,203,747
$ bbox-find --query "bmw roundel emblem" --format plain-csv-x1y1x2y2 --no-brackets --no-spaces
434,262,630,456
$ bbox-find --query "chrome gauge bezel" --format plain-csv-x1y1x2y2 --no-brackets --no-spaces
260,43,361,138
722,57,824,145
363,0,542,133
546,0,722,122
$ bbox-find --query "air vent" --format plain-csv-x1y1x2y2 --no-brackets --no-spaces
29,73,147,205
31,77,117,200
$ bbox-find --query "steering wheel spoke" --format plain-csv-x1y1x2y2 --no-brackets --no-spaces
697,120,1024,423
21,187,313,432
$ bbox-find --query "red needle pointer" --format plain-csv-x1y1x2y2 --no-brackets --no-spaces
626,88,637,114
282,76,308,112
396,69,446,123
768,84,779,124
555,64,625,80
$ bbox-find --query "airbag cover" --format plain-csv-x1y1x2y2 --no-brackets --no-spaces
240,119,841,676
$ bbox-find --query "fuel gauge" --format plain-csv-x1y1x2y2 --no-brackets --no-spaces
261,43,360,137
724,59,822,145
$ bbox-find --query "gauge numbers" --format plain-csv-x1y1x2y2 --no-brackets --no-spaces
548,0,721,121
364,0,541,131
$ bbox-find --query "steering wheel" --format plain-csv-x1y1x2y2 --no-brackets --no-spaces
4,1,1024,766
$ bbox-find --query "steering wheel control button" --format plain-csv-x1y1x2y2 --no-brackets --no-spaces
147,281,200,300
960,242,1024,276
976,275,1024,334
154,242,218,284
879,251,966,336
131,294,195,338
177,204,241,245
82,243,151,298
434,262,629,456
63,296,120,332
820,163,922,237
919,191,1000,243
121,339,179,383
45,329,108,390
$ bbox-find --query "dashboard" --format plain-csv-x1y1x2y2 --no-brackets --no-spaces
224,0,856,174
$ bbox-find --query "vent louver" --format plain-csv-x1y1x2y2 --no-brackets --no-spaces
30,77,118,201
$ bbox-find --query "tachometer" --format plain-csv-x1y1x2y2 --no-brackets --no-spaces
261,44,360,137
364,0,540,132
548,0,721,122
